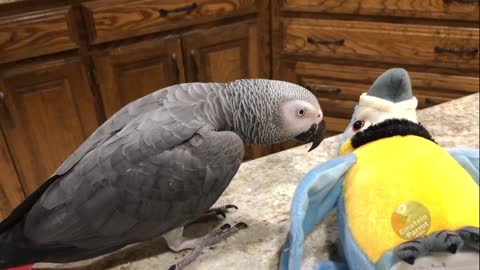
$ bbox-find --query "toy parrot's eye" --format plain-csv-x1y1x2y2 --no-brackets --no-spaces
297,109,305,117
352,120,365,131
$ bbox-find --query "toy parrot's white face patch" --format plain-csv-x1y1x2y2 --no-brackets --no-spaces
343,93,419,141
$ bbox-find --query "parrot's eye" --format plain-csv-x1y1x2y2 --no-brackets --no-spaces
352,120,365,131
297,109,305,117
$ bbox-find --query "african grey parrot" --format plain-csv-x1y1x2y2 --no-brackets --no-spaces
0,79,325,270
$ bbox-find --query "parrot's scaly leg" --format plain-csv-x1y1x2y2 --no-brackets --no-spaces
168,222,247,270
458,226,480,250
395,230,464,265
187,204,238,225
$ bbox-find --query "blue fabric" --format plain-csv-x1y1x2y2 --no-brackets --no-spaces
314,261,349,270
279,154,357,270
447,147,479,184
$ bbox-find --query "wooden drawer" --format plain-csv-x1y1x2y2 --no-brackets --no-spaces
82,0,257,44
0,7,77,64
283,19,479,71
282,0,479,22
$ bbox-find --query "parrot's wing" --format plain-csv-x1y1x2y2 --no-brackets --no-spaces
21,123,244,250
55,82,223,176
279,154,357,270
446,147,479,184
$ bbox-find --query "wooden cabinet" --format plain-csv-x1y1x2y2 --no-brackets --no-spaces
0,56,99,196
183,21,260,82
273,0,480,136
0,129,24,221
82,0,257,44
0,6,78,64
92,36,185,117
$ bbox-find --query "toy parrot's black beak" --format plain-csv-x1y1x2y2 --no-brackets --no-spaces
294,119,326,152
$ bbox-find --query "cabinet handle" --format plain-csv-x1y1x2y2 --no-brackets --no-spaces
159,2,198,17
307,86,342,95
425,97,439,106
443,0,478,4
434,46,479,56
307,37,344,46
0,91,15,128
171,53,180,83
190,49,199,82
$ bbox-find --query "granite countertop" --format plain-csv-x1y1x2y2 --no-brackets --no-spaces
36,93,479,270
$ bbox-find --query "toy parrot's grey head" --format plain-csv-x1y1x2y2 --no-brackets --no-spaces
225,79,325,151
338,68,419,154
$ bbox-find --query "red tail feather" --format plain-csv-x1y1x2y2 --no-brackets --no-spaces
7,264,33,270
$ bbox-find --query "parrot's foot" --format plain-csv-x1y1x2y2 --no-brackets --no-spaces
458,226,480,250
187,204,238,225
394,240,426,265
394,230,464,265
168,222,247,270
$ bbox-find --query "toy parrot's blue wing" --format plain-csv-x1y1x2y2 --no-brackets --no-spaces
279,154,357,270
446,147,479,184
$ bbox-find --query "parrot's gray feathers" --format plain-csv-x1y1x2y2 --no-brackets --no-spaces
19,117,243,257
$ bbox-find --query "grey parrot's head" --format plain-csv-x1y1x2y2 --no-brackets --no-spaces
226,79,326,151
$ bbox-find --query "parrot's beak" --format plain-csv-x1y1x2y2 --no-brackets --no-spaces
294,119,326,152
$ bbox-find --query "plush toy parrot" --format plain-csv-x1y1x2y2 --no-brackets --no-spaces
279,68,479,270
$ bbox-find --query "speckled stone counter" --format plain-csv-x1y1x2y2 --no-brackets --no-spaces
35,93,479,270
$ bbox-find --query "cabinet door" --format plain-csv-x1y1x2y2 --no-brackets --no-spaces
182,21,271,160
0,128,25,220
182,20,263,82
0,56,99,195
92,36,185,118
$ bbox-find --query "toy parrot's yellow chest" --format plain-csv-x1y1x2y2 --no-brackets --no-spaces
343,135,479,263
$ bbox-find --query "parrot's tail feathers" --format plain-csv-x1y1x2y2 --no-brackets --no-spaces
0,241,37,270
5,264,34,270
0,175,58,234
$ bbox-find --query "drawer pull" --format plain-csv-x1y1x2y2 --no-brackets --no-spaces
0,92,15,128
434,46,479,56
159,2,198,17
190,49,199,82
424,97,439,106
308,87,342,95
171,53,180,83
307,37,344,46
443,0,478,4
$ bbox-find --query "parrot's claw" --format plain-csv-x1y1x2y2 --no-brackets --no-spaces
395,230,466,264
188,204,239,225
394,240,424,265
403,256,416,265
428,230,464,253
458,226,480,250
169,222,248,270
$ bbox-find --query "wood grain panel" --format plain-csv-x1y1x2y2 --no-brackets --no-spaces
283,18,479,71
0,128,24,220
282,0,479,21
295,62,480,95
92,36,184,117
82,0,256,44
0,6,77,64
0,56,99,195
